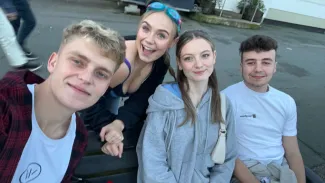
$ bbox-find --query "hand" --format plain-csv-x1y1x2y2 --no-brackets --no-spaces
101,141,124,158
6,12,17,21
100,120,125,144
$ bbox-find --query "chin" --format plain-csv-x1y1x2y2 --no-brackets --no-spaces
62,101,88,111
139,51,164,63
190,76,210,83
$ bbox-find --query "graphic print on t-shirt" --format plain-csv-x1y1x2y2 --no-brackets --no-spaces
19,163,42,183
11,84,77,183
240,114,256,118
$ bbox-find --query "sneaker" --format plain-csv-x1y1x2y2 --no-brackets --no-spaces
15,61,43,72
22,47,39,61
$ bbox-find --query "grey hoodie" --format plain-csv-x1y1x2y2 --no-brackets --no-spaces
136,83,237,183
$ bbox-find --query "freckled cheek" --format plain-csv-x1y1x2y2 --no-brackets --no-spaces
155,41,170,51
181,63,194,72
137,30,148,40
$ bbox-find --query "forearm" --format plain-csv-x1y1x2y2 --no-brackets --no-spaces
286,153,306,183
112,119,124,131
234,158,260,183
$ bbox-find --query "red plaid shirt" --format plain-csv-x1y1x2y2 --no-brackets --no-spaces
0,70,88,182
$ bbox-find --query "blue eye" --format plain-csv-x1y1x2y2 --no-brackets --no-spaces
72,59,84,67
95,71,108,79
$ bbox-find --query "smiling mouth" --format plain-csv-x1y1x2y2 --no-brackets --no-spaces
193,70,206,75
251,76,265,79
141,44,156,56
68,83,90,96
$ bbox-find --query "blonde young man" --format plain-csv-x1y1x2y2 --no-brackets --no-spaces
223,35,305,183
0,20,126,183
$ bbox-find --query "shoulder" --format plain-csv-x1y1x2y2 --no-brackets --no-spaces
221,81,243,105
269,86,296,105
221,81,243,96
154,55,168,69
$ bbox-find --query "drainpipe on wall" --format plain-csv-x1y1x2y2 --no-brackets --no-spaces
219,0,227,17
251,0,260,22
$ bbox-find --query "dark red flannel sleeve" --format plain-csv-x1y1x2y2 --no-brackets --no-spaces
0,93,10,151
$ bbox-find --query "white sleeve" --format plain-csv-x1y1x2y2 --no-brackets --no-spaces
283,97,297,136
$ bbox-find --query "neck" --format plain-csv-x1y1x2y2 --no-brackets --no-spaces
244,81,269,93
134,54,151,69
187,79,209,107
34,81,74,139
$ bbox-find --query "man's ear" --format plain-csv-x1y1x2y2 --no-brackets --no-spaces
47,52,58,74
240,60,243,73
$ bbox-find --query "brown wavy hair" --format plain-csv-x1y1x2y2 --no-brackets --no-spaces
175,30,223,126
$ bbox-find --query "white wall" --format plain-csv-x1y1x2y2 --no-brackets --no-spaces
215,0,325,19
264,0,325,19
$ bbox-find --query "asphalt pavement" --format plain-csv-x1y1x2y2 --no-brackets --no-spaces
1,0,324,179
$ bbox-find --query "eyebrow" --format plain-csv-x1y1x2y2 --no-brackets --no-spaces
182,50,211,57
244,58,257,62
262,58,273,61
244,58,274,62
142,21,170,35
70,51,113,75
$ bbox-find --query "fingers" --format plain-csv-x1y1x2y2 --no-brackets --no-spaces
105,131,124,144
6,13,17,21
101,142,123,158
99,126,106,142
118,143,124,158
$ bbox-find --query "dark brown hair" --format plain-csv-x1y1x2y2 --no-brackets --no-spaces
239,35,278,61
175,30,223,126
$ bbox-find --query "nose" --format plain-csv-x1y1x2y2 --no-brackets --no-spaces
255,62,263,72
78,69,92,84
195,58,203,68
145,32,155,45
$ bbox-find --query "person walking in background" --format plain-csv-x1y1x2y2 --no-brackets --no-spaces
10,0,39,60
0,4,42,70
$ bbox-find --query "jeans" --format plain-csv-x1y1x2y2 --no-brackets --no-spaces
10,0,36,47
0,8,27,66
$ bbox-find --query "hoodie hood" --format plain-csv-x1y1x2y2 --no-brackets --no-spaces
147,83,184,113
147,83,211,114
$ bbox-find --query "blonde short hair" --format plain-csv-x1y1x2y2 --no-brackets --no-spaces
62,20,126,66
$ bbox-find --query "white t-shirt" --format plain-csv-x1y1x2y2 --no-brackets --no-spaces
222,81,297,165
12,84,76,183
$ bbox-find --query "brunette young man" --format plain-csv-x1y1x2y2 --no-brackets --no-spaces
223,35,305,183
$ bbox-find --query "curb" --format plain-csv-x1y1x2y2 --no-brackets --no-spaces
189,13,261,30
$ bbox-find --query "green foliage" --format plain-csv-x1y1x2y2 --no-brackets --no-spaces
237,0,266,12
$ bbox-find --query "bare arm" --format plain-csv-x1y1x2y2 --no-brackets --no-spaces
233,158,260,183
283,136,306,183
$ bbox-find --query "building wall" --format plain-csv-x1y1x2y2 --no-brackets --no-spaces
263,0,325,28
215,0,325,29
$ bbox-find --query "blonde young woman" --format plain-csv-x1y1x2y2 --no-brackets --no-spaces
81,2,182,157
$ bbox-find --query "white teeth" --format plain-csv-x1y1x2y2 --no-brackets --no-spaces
143,45,153,51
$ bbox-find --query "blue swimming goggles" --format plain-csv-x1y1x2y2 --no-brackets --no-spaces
146,2,182,34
